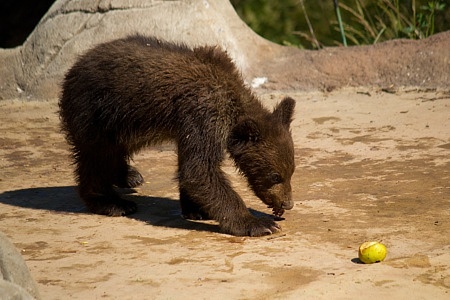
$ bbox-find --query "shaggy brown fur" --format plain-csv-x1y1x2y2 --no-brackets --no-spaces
59,35,295,237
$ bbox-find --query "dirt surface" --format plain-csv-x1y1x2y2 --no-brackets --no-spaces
0,86,449,299
256,31,450,92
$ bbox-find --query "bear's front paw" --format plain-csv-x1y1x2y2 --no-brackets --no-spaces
222,216,281,237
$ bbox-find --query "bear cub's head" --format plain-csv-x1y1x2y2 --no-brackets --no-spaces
228,97,296,217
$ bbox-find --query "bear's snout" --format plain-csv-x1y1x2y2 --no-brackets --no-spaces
277,183,293,210
281,198,294,210
259,183,293,216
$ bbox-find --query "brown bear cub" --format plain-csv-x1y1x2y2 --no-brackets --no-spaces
59,34,295,237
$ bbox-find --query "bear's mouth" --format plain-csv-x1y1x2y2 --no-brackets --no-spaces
259,192,291,219
263,196,286,218
267,204,285,218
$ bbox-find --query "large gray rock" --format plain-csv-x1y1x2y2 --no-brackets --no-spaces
0,0,449,100
0,0,276,100
0,281,35,300
0,232,40,300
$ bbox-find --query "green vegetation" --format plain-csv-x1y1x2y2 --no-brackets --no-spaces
230,0,449,48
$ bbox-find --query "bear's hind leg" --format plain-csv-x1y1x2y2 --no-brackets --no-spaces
114,164,144,189
75,146,137,216
180,187,211,220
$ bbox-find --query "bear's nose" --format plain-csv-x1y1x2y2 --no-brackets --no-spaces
282,200,294,210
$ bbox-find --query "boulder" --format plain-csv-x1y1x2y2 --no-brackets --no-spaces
0,232,41,299
0,0,278,100
0,0,449,100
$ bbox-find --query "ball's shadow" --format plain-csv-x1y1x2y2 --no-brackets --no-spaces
0,186,276,234
351,258,364,264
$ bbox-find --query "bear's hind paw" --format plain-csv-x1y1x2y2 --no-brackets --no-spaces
85,196,137,216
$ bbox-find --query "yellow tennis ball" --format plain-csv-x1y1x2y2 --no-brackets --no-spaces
358,241,387,264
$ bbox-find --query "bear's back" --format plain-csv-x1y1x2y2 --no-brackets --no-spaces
60,35,260,148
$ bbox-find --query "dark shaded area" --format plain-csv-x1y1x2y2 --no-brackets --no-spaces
0,187,278,234
0,186,213,232
0,186,86,213
0,0,55,48
351,258,364,264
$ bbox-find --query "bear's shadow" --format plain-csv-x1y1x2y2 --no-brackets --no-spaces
0,186,276,234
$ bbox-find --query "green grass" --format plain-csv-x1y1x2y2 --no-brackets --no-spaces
231,0,448,49
335,0,447,46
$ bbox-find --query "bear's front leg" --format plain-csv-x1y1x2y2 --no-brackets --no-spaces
178,159,280,237
223,214,281,237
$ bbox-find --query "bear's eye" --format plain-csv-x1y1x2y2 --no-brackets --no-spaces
269,172,282,184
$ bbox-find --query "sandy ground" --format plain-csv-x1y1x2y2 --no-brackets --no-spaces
0,88,449,299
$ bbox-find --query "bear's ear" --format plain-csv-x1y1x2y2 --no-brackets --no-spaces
229,118,260,147
273,97,295,127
